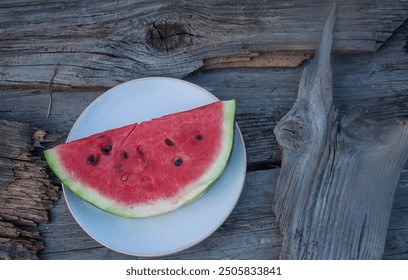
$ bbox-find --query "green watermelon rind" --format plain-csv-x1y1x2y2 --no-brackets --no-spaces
44,148,130,216
44,100,236,218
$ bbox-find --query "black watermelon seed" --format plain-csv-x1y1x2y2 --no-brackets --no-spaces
121,151,129,159
86,155,97,165
165,138,175,146
195,134,203,141
174,158,183,167
101,145,112,155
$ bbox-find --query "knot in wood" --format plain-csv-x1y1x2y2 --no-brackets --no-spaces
146,19,194,52
275,119,307,150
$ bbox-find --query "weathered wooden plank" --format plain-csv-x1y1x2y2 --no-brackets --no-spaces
1,0,407,87
38,169,282,260
37,231,282,260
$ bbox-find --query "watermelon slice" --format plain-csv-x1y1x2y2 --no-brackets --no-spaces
44,100,236,218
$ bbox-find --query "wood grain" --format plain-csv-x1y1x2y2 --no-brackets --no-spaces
0,0,407,87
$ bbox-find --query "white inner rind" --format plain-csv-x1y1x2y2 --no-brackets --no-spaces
44,100,236,218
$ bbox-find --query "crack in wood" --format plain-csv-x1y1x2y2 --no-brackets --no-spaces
152,22,169,52
202,52,312,70
148,20,195,52
247,161,281,171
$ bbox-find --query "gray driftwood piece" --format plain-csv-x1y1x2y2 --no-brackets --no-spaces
273,5,408,259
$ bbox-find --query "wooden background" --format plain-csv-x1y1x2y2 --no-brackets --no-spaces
0,0,407,259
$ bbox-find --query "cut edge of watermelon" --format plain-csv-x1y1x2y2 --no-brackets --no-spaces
44,99,236,218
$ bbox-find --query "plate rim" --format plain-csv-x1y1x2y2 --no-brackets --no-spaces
62,77,247,257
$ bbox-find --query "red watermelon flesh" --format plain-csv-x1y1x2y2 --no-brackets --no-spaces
44,100,236,217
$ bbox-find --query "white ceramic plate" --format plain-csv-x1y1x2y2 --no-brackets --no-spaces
63,77,247,257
